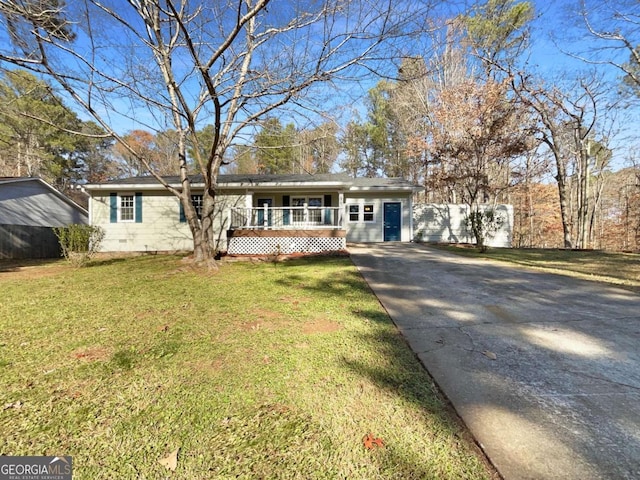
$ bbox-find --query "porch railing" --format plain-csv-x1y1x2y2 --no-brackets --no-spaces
229,205,342,229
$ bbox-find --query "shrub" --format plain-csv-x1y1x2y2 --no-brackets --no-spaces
53,224,105,266
465,208,504,253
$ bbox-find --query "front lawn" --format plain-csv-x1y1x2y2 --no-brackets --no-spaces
0,255,494,479
432,245,640,292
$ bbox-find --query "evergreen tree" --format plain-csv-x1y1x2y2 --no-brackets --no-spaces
254,118,296,174
0,69,78,185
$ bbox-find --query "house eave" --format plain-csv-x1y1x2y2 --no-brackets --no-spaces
84,182,189,191
227,181,351,190
85,181,351,191
83,174,418,193
347,186,420,193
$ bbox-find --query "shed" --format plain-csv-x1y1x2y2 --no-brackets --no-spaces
0,177,89,259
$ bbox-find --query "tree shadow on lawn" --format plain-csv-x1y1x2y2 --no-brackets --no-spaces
275,258,377,296
339,320,499,478
0,257,63,273
84,257,128,268
272,257,497,477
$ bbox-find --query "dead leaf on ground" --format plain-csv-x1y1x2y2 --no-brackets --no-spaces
158,447,179,471
363,433,385,450
482,350,497,360
3,401,22,410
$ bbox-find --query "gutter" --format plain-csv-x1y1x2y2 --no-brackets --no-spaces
84,181,353,191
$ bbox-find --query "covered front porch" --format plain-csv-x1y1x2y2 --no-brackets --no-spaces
226,191,347,255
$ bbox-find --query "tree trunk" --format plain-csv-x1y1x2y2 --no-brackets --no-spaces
182,192,219,271
189,223,219,271
575,131,589,249
553,150,573,249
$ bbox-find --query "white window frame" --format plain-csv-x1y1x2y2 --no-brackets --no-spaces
363,203,375,223
292,196,323,224
119,194,135,222
191,194,204,220
347,204,360,223
347,203,375,223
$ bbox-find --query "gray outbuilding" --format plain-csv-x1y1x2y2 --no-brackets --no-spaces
0,177,88,259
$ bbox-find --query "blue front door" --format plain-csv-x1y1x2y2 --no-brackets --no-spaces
383,202,402,241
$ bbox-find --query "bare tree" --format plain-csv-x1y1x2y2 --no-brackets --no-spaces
0,0,422,268
620,150,640,251
513,71,615,249
423,77,533,250
296,121,340,174
391,21,474,201
576,0,640,95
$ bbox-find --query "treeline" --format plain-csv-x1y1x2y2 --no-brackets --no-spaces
336,1,640,252
0,69,113,194
1,0,639,251
0,70,342,184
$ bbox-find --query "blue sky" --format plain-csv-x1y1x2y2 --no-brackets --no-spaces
1,0,636,169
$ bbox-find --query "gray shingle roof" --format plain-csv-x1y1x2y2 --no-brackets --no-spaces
350,177,419,188
97,173,352,185
89,173,418,189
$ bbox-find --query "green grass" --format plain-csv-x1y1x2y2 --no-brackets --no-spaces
0,255,493,479
431,245,640,292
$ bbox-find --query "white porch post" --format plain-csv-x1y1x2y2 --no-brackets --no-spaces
408,197,414,242
263,203,269,228
338,191,344,227
303,202,309,225
246,191,253,227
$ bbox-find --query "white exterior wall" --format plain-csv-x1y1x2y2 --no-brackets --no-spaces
91,190,244,253
413,203,513,248
344,192,413,243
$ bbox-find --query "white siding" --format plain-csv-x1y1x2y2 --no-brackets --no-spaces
91,190,245,253
413,204,513,248
344,192,413,243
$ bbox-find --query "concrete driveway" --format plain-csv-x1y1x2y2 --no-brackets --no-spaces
350,243,640,480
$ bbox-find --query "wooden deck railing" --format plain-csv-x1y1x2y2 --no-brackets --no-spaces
229,206,342,229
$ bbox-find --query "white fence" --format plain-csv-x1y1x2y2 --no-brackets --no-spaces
413,204,513,248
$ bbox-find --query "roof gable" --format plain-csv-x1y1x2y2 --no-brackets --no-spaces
0,177,88,226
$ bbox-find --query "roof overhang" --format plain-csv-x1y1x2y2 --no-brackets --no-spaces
347,185,421,193
83,174,420,194
83,180,352,191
